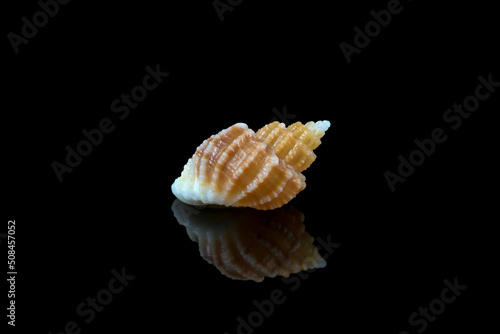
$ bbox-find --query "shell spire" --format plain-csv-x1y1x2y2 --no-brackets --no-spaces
256,120,331,172
306,120,331,138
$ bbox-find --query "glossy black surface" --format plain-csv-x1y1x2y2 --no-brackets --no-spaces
4,1,497,333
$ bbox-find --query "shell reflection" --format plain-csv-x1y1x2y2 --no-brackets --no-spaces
171,199,326,282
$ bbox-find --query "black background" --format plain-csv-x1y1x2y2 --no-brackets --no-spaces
3,0,498,333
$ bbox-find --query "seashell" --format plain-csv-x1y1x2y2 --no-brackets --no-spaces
171,199,327,282
171,120,330,210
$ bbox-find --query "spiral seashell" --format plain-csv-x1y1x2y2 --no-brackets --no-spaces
171,120,330,210
171,199,327,282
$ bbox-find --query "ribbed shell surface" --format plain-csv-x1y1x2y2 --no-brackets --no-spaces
171,123,306,210
256,121,323,172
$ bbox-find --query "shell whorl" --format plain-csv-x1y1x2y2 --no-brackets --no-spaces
171,123,307,210
256,120,330,172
